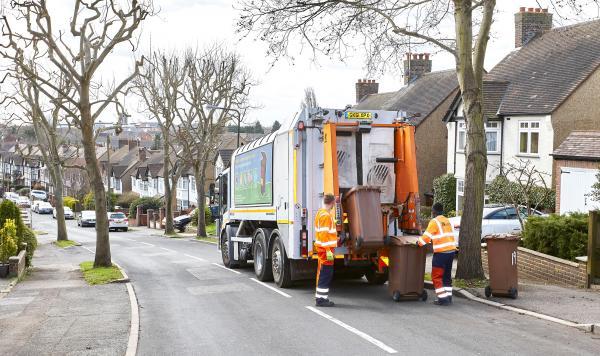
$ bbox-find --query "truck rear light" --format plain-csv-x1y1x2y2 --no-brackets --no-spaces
300,229,308,257
297,120,305,131
124,218,129,223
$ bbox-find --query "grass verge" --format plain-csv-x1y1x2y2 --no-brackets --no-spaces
206,223,216,236
79,261,123,285
453,278,488,289
424,272,431,281
33,230,48,235
53,240,79,248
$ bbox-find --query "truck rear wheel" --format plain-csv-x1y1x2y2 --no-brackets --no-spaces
221,229,240,269
253,229,273,281
271,233,292,288
365,268,388,285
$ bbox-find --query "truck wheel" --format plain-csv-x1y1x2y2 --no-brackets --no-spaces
365,268,388,285
271,233,292,288
221,229,240,269
253,229,273,281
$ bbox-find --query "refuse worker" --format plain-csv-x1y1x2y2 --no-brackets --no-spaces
314,193,338,307
417,202,457,306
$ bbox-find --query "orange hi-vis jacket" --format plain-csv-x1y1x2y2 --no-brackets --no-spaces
417,215,457,253
314,208,338,265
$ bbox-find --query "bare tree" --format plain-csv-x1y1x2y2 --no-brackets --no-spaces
10,64,82,242
1,1,154,267
133,50,186,235
488,159,553,229
300,87,318,110
176,46,254,237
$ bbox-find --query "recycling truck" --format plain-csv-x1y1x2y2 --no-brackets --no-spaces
215,107,421,287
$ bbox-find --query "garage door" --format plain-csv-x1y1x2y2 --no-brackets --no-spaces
560,167,600,214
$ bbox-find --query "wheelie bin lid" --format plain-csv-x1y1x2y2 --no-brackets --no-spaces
389,236,419,246
342,186,381,202
483,233,520,241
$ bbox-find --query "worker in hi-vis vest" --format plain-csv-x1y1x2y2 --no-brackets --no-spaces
417,202,457,306
314,194,338,307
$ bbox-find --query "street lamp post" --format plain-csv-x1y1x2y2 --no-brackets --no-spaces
205,104,242,147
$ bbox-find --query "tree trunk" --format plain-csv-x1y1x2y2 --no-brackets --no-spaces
454,0,487,280
49,164,68,241
194,162,207,237
455,87,487,280
80,88,111,267
163,144,175,235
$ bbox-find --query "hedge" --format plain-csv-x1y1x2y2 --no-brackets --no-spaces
83,191,117,211
129,197,163,218
487,175,555,212
117,191,140,209
63,196,79,211
190,206,214,226
0,200,37,266
433,174,456,215
522,213,587,261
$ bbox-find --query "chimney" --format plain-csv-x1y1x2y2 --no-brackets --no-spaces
403,53,432,85
515,7,552,48
138,147,147,162
355,79,379,103
128,139,138,151
118,138,128,149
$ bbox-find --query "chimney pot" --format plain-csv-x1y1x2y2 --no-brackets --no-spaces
424,53,430,59
528,7,534,12
412,54,418,59
535,8,541,13
542,8,548,13
520,6,525,12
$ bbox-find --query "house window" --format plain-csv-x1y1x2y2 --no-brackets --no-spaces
153,178,158,190
115,179,121,191
183,177,189,190
457,122,466,151
519,121,540,155
485,121,500,153
456,179,465,211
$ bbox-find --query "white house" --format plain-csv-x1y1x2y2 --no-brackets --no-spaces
445,10,600,210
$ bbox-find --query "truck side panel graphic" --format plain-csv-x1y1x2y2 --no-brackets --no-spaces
234,144,273,206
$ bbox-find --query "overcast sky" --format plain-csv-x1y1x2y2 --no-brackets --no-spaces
2,0,597,127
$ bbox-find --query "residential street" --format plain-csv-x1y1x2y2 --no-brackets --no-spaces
31,215,600,355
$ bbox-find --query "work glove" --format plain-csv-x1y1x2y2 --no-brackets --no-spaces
326,250,334,262
415,241,420,248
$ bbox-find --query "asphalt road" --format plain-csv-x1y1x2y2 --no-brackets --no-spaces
34,214,600,356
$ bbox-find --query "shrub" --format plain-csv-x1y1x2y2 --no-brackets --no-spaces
129,197,163,218
63,196,79,211
522,213,588,261
433,174,456,215
0,219,18,263
83,191,117,211
487,175,555,212
117,191,140,209
190,206,214,227
0,201,36,266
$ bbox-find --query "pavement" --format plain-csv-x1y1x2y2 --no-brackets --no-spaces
7,214,600,355
0,235,130,356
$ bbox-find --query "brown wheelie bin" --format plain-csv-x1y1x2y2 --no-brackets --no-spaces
484,234,520,299
388,236,428,302
342,186,384,252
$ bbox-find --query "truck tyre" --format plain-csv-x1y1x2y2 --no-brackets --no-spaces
271,233,293,288
365,268,388,285
221,228,240,269
253,229,273,281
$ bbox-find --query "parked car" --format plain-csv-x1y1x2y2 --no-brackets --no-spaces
30,190,47,201
17,196,31,208
78,210,96,227
108,212,128,232
450,205,547,241
36,201,53,214
161,214,192,232
53,206,74,219
3,192,19,204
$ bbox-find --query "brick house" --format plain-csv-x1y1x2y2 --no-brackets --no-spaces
444,8,600,210
552,131,600,214
354,56,459,202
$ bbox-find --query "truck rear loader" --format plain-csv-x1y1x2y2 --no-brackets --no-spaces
215,108,421,288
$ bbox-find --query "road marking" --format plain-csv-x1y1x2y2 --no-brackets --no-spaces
81,246,95,254
141,252,171,257
249,278,292,298
160,247,175,253
184,254,207,262
211,262,241,275
139,242,154,247
305,306,398,354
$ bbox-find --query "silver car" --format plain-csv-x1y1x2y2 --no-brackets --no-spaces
78,210,96,227
53,207,75,219
108,212,129,232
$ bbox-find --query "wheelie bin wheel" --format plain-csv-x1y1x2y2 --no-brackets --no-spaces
392,291,401,302
509,287,518,299
421,290,428,302
484,286,492,298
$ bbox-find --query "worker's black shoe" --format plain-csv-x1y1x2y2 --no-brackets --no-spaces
434,298,450,306
316,298,335,307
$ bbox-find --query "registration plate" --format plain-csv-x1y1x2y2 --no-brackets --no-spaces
345,111,373,120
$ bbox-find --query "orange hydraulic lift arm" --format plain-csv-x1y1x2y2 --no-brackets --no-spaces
394,124,421,233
